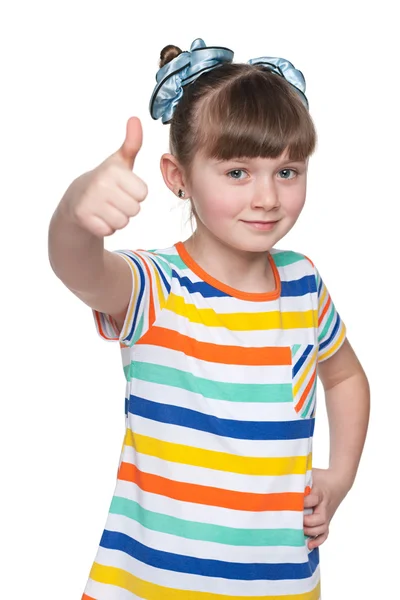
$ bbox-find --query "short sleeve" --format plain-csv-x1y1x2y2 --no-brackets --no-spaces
93,250,172,347
314,267,346,363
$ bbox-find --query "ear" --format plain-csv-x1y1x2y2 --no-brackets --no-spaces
160,153,190,197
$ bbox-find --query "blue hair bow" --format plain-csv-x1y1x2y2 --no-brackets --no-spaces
149,38,309,123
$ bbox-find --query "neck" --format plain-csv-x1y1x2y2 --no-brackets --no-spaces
184,228,276,294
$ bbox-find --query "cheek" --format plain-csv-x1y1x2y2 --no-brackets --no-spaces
193,188,239,222
282,189,307,219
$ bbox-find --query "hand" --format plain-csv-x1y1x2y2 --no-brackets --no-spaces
63,116,148,237
304,468,348,550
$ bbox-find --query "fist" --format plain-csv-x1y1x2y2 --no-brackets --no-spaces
65,117,148,237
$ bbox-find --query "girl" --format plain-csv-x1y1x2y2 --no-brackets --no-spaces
49,38,370,600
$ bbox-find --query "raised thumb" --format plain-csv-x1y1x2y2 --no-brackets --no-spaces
116,116,143,169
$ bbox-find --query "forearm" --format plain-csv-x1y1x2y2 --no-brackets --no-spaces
325,368,370,492
48,177,106,293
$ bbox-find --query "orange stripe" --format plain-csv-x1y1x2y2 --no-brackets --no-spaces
304,255,315,267
137,326,292,366
295,368,317,413
318,294,331,326
82,595,96,600
175,242,281,302
94,310,118,340
118,462,304,512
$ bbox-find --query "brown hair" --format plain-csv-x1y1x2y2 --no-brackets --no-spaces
159,44,317,185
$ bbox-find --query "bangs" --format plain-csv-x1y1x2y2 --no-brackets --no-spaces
194,67,316,162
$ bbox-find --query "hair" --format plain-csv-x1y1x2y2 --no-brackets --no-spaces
159,44,317,187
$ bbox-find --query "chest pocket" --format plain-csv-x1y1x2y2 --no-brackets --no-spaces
291,344,318,419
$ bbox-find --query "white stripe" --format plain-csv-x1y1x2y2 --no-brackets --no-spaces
126,415,309,458
122,447,308,494
83,578,139,600
131,344,292,384
91,546,320,595
105,513,308,564
114,481,305,530
129,379,302,421
156,310,318,345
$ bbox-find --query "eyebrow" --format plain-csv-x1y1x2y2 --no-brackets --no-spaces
213,158,306,166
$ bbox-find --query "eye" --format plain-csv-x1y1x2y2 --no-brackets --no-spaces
227,169,247,180
278,169,297,180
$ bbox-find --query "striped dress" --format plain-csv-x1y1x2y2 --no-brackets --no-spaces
83,241,346,600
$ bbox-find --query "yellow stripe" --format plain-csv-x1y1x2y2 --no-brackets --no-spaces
125,430,310,476
168,294,317,331
306,452,312,472
90,563,321,599
154,267,167,309
318,283,327,312
121,260,139,340
293,347,318,396
318,323,346,362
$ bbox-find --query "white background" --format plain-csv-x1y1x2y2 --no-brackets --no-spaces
1,1,398,598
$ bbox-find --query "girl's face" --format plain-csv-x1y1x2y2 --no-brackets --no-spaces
186,151,308,253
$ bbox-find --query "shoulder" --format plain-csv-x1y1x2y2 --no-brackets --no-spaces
270,247,316,275
118,246,179,278
270,247,318,296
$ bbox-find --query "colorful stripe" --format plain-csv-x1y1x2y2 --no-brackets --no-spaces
87,244,345,598
118,463,306,511
99,530,319,580
137,327,292,366
109,496,306,546
129,361,293,403
128,396,314,440
88,563,321,599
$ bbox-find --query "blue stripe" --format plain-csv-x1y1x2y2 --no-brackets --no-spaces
172,271,228,297
318,276,323,295
129,395,315,440
292,344,314,378
280,275,317,297
119,252,145,343
149,255,171,293
100,530,319,580
319,313,341,351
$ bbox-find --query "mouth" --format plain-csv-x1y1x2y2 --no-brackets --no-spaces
241,220,279,231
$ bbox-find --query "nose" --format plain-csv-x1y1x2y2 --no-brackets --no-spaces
251,179,280,211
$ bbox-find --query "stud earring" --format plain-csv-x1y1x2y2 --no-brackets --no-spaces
178,189,185,198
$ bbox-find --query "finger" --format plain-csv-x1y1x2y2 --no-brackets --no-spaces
308,531,329,550
84,215,115,238
93,203,132,231
304,492,320,509
115,116,143,170
107,189,141,219
116,168,148,202
304,524,327,538
304,512,326,528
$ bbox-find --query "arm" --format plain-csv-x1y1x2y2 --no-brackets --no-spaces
48,117,146,329
319,338,370,491
304,338,370,549
48,191,132,327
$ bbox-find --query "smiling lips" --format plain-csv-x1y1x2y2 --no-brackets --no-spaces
242,220,279,231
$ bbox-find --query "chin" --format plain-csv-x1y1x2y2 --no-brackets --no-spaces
227,236,278,254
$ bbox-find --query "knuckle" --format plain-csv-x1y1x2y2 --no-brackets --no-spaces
136,182,148,202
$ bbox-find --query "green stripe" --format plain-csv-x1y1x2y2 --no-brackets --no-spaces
129,362,292,403
318,303,335,343
151,252,187,270
110,496,305,547
131,314,145,345
301,379,317,418
291,344,302,358
271,251,305,267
